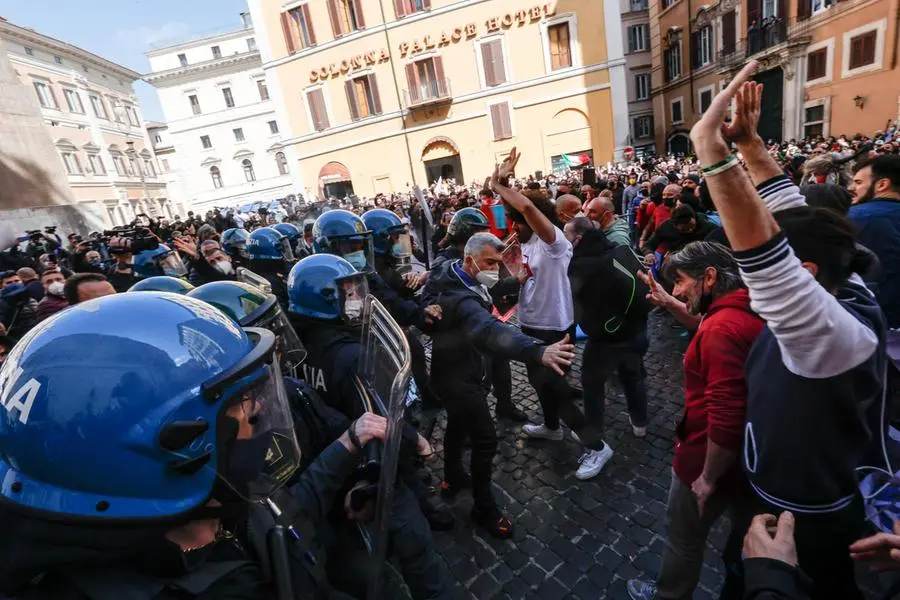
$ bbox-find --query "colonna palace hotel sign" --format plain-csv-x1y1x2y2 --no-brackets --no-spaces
309,3,557,83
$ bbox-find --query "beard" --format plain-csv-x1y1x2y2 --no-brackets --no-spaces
855,183,876,205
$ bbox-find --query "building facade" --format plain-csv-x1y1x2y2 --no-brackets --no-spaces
247,0,628,200
146,121,188,216
622,0,656,156
144,14,300,212
649,0,900,153
0,18,168,231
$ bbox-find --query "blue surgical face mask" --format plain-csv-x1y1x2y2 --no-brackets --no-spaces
88,258,101,266
390,243,406,258
344,250,367,270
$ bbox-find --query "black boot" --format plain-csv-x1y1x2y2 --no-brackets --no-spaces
496,403,527,422
471,505,514,539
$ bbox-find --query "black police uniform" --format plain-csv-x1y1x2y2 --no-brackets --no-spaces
290,317,454,600
248,260,290,312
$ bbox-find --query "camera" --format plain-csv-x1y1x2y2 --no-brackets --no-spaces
25,230,43,243
45,226,57,234
102,226,159,254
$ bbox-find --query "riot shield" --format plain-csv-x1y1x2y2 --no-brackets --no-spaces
358,295,411,600
236,266,273,295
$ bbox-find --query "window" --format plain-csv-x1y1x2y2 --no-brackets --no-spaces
178,53,188,66
699,88,714,113
664,43,682,82
154,134,163,144
396,0,430,17
479,38,508,87
112,155,126,177
329,0,365,36
276,152,289,175
233,128,245,142
804,104,826,137
222,87,235,108
306,88,330,131
763,0,777,18
90,95,108,119
248,38,257,51
807,48,828,81
33,82,58,109
721,10,737,53
108,97,124,123
53,55,63,65
212,46,222,59
161,158,170,172
189,94,201,115
200,135,212,149
257,79,270,101
489,101,513,140
210,166,223,188
693,26,713,67
634,116,653,138
848,30,877,70
128,157,140,177
631,0,649,10
662,0,678,8
24,46,33,56
635,73,650,100
61,152,81,175
345,74,382,120
628,25,650,53
268,120,279,134
282,5,316,54
671,98,684,123
63,88,84,113
144,160,156,178
88,154,106,175
811,0,832,16
405,56,448,105
547,22,573,70
125,105,139,126
242,159,256,182
82,64,89,73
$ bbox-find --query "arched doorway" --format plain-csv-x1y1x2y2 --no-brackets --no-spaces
668,133,691,156
545,109,594,175
319,161,353,199
422,137,463,185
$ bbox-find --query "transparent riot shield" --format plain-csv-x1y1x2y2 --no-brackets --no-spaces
358,295,411,600
236,266,273,295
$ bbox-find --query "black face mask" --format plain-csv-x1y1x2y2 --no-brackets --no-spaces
223,432,273,498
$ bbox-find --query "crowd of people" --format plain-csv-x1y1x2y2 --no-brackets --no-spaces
1,59,900,600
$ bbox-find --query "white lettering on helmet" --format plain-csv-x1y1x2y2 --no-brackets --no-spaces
0,366,40,425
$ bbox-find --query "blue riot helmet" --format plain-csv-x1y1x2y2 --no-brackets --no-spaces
247,227,295,262
133,243,187,280
287,254,369,325
312,209,374,272
272,222,302,254
361,208,412,259
221,227,251,260
447,207,490,243
0,293,301,520
128,276,195,294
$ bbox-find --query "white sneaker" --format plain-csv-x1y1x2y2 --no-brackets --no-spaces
630,417,647,438
522,423,564,441
575,444,614,480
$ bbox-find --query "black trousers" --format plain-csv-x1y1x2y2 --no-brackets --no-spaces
489,355,513,410
581,328,650,433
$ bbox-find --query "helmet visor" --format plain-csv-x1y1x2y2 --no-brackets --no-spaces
159,251,188,278
257,306,307,379
279,238,295,262
329,236,374,272
229,238,250,260
217,361,301,502
336,272,369,325
389,231,412,259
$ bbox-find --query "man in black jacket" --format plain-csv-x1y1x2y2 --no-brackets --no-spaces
421,232,575,538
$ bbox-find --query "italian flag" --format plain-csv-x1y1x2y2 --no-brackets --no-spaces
562,153,591,167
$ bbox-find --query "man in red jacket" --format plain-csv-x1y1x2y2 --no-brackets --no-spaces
628,240,764,600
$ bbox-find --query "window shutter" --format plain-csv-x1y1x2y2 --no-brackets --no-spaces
490,104,504,139
499,103,513,138
490,103,513,139
281,13,295,54
690,32,699,68
796,0,810,20
560,24,572,67
405,62,419,104
722,10,736,51
367,74,382,114
327,0,343,37
345,80,360,121
353,0,366,28
433,56,447,96
481,42,497,86
309,90,327,131
302,4,317,45
490,40,506,85
747,0,761,25
394,0,407,17
423,0,431,7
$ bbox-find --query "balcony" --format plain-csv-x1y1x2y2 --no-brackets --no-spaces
404,78,452,109
718,17,812,72
630,0,649,11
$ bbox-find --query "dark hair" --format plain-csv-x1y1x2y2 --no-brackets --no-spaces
855,154,900,191
697,181,715,212
64,272,108,305
671,204,696,225
0,334,14,351
567,216,596,237
774,206,861,291
801,183,852,215
505,191,557,225
0,270,16,282
40,267,63,279
663,241,744,297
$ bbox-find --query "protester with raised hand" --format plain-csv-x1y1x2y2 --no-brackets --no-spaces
689,61,886,600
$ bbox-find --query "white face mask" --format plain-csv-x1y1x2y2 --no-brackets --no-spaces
47,281,65,297
475,268,500,289
343,299,363,320
213,261,234,275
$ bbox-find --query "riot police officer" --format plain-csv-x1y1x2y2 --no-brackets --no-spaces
273,222,304,259
132,243,189,281
128,275,195,294
286,254,455,600
221,227,251,268
247,227,294,311
432,207,491,269
0,292,390,600
361,208,418,297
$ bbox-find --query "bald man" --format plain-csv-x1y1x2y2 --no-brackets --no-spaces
585,197,630,247
555,194,584,224
16,267,43,302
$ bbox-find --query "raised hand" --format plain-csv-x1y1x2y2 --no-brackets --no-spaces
690,61,759,153
721,80,763,146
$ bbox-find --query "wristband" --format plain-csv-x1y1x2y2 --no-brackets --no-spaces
347,420,364,452
701,155,740,177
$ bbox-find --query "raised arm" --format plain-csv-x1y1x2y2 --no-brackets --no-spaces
491,148,557,244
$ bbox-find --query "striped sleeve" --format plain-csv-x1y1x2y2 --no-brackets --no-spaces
755,175,807,213
733,233,878,379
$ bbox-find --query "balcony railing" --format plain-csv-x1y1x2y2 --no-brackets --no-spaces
631,0,649,11
404,78,452,109
718,16,812,69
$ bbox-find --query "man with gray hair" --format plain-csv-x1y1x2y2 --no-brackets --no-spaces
421,231,576,539
627,241,763,600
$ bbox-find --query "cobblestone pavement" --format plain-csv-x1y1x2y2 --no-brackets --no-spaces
419,312,895,599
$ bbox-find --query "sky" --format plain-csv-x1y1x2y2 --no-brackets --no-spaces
0,0,250,122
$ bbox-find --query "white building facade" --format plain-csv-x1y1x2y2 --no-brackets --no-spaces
144,16,301,212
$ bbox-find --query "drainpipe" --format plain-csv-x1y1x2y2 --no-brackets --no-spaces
688,0,696,118
378,0,418,188
891,0,899,70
